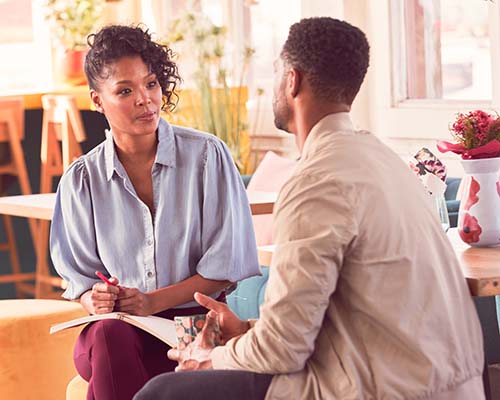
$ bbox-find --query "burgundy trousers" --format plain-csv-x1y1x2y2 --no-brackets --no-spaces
74,303,215,400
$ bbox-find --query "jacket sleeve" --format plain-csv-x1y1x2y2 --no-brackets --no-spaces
211,173,358,373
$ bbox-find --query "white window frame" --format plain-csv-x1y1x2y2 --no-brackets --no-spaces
364,0,500,141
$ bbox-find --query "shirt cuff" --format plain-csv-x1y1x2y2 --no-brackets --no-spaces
210,320,256,369
248,319,258,328
211,343,232,369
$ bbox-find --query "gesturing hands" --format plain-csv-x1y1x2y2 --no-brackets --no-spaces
167,291,251,372
168,310,219,371
193,292,250,344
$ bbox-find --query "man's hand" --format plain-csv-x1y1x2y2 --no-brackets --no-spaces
194,292,250,344
114,287,154,316
168,310,219,371
80,277,120,315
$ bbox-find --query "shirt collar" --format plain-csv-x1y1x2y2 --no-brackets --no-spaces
302,112,355,158
104,118,176,181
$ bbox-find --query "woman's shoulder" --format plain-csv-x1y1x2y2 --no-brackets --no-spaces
60,141,106,184
170,123,226,148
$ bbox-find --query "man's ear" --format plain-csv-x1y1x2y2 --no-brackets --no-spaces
90,90,104,113
288,67,301,98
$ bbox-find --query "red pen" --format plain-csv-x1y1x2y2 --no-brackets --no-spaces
95,271,118,286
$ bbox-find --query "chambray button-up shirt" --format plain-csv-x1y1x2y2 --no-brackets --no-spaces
50,118,260,307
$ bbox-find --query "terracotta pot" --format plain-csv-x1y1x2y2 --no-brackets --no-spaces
60,49,88,86
458,157,500,247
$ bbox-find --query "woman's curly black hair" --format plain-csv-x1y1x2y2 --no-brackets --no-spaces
84,24,181,112
282,17,369,105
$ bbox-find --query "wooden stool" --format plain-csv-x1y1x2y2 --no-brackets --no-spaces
0,299,87,400
40,94,86,194
0,97,37,297
36,95,86,298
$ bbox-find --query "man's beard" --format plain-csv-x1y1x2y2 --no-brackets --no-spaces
272,97,292,133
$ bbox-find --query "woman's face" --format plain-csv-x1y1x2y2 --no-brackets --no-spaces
90,55,162,140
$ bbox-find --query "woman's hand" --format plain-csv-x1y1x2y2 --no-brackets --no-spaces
114,287,154,316
194,292,250,344
80,277,120,315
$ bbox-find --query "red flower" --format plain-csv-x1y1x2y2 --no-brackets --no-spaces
464,177,480,211
459,213,482,244
437,109,500,159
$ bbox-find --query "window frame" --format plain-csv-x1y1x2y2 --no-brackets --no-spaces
365,0,500,141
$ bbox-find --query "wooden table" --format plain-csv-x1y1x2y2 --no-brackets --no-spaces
257,229,500,297
0,191,276,220
447,229,500,297
0,190,278,297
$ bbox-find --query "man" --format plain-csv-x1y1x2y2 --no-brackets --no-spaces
135,17,485,400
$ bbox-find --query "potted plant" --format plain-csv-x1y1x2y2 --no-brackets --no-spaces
43,0,105,85
165,11,262,173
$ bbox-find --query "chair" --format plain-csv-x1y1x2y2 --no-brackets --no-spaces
40,94,86,194
0,97,37,297
36,95,86,298
246,151,297,246
444,177,461,228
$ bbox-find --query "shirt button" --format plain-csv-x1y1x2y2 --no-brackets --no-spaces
147,271,153,278
147,239,153,246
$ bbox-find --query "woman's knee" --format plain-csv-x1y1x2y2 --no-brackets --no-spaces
83,319,142,354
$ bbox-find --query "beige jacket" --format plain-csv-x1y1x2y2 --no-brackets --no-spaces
211,113,485,400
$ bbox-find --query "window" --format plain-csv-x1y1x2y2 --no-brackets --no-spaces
390,0,492,102
0,0,33,44
0,0,52,93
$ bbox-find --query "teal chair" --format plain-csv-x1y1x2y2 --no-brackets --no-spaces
227,266,269,320
227,174,270,320
444,177,461,228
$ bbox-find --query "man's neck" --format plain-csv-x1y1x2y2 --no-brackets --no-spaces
295,102,351,152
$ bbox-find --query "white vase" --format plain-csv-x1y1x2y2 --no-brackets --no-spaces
458,157,500,247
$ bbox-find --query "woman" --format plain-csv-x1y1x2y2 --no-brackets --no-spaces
50,25,260,400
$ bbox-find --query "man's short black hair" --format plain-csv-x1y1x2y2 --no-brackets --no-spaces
282,17,369,105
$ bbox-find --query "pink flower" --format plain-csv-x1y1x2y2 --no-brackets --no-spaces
464,177,480,211
459,213,482,244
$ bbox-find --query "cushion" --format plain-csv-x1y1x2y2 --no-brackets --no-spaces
247,151,297,247
0,299,86,400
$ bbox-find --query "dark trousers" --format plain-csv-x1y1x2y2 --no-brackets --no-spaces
74,304,213,400
133,369,273,400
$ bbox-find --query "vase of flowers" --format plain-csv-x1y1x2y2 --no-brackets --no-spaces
43,0,104,86
437,110,500,247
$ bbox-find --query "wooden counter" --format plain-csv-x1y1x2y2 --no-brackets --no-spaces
0,85,92,110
